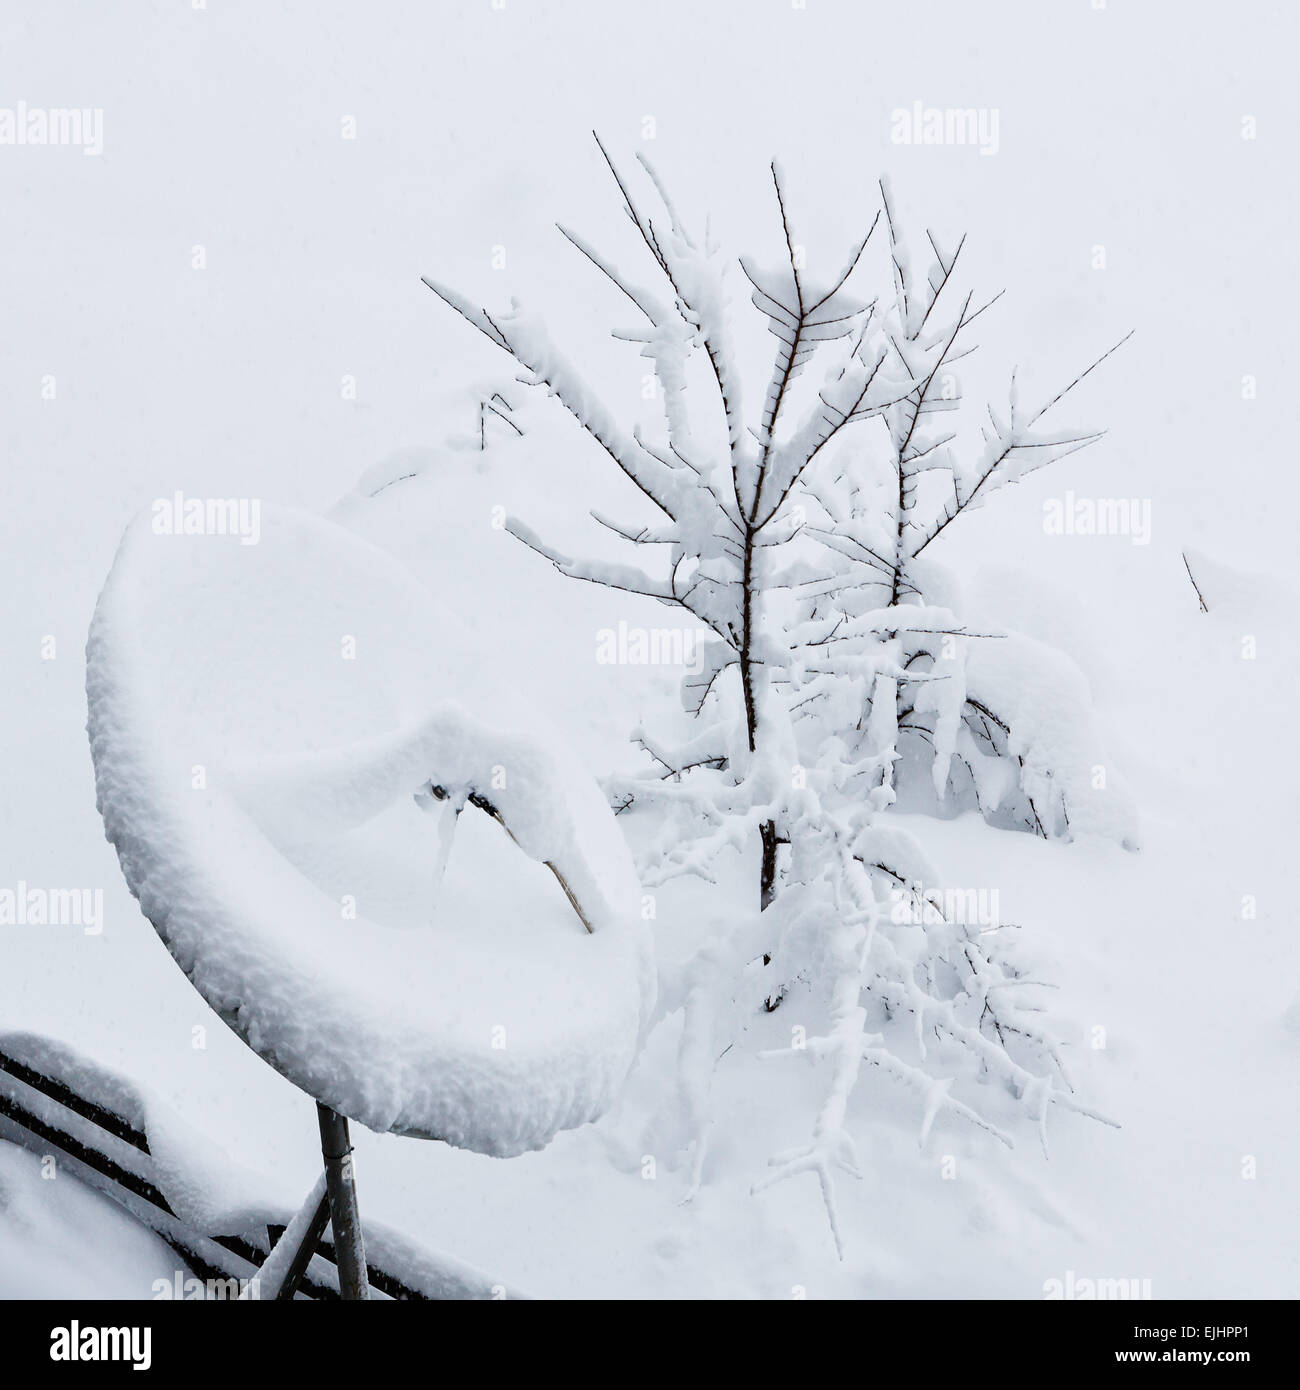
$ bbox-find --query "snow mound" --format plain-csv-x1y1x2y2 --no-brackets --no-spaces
0,1140,180,1299
965,633,1140,847
86,504,654,1156
1180,547,1277,615
329,445,452,526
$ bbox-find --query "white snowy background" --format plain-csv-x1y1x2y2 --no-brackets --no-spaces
1,0,1297,1297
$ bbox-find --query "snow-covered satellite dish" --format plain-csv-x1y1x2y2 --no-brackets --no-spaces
86,503,653,1157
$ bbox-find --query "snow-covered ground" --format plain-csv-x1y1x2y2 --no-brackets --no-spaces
0,1141,179,1300
1,0,1297,1298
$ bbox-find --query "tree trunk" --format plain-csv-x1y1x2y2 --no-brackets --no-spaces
759,820,779,911
740,528,778,914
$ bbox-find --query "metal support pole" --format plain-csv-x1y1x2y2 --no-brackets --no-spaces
273,1182,332,1301
316,1103,370,1300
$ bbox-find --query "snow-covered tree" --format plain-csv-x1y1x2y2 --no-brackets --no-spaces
423,138,1128,1253
787,178,1136,847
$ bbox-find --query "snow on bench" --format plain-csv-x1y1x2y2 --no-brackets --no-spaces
0,1032,519,1299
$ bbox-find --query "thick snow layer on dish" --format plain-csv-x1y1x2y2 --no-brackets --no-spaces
86,504,653,1155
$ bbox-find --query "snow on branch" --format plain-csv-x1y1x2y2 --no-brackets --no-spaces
425,144,1131,1259
910,332,1135,559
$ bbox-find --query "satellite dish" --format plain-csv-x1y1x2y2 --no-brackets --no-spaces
87,502,653,1294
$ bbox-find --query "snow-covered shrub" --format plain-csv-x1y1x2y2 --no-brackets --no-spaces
423,139,1129,1252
